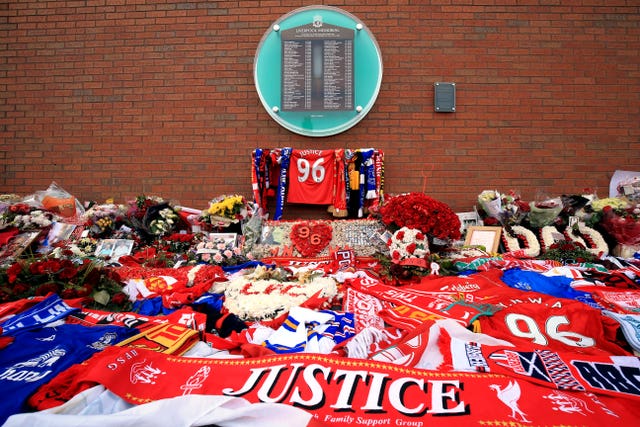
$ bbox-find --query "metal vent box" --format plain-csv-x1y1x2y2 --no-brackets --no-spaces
434,82,456,112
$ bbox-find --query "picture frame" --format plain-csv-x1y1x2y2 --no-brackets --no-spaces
0,231,42,264
45,222,77,246
464,226,502,253
95,239,134,261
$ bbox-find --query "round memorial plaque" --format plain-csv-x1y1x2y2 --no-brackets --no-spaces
254,6,383,137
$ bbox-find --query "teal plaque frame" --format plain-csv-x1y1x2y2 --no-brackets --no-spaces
254,6,383,137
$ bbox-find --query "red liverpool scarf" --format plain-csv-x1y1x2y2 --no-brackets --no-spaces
30,345,640,426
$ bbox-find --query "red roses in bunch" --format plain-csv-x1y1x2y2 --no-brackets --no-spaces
1,256,130,311
379,193,461,242
601,204,640,245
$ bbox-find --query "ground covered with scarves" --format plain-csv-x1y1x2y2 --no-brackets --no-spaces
1,185,640,426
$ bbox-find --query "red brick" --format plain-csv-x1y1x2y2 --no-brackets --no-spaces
1,1,638,213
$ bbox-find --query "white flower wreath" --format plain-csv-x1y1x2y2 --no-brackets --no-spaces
221,275,339,321
501,225,541,258
564,223,609,257
540,226,561,252
388,227,430,263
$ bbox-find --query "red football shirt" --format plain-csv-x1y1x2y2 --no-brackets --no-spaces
287,149,336,205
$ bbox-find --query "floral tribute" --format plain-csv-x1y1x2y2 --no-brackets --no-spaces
378,193,461,242
215,265,339,321
0,202,54,231
290,221,333,257
83,203,127,237
200,194,252,229
0,255,131,311
598,200,640,246
195,235,252,266
477,190,529,226
538,240,596,264
501,225,540,258
388,227,430,266
123,195,183,241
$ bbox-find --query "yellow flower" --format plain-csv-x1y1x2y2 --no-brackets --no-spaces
590,197,629,212
207,195,244,218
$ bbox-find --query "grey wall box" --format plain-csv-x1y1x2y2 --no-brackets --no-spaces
434,82,456,112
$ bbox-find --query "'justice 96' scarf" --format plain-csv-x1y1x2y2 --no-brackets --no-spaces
29,345,640,426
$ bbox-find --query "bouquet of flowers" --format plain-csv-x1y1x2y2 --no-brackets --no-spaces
147,206,179,236
598,200,640,246
388,227,430,265
538,240,595,264
477,190,529,226
195,235,252,266
200,194,252,229
0,254,131,311
83,203,127,237
125,196,183,240
528,197,563,228
0,202,54,231
378,192,461,242
126,195,166,222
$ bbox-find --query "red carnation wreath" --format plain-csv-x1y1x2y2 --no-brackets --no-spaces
290,221,333,257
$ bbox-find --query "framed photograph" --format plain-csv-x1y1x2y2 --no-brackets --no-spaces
95,239,134,261
45,222,77,246
0,231,42,264
464,226,502,253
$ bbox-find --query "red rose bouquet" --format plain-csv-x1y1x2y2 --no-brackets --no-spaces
379,192,461,242
600,202,640,246
0,254,131,311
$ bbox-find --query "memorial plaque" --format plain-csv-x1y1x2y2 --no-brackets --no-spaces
254,6,382,137
281,24,354,111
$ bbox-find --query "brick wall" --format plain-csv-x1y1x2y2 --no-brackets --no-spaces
2,0,639,218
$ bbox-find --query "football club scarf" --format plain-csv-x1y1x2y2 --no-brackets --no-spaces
0,294,78,335
454,256,562,272
361,148,377,201
264,307,336,354
370,149,384,211
604,311,640,354
115,322,200,356
0,296,49,324
346,269,505,330
329,148,348,217
440,323,640,402
1,322,137,425
274,147,291,220
500,267,603,309
577,286,640,314
343,287,390,331
251,148,263,209
29,345,640,426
